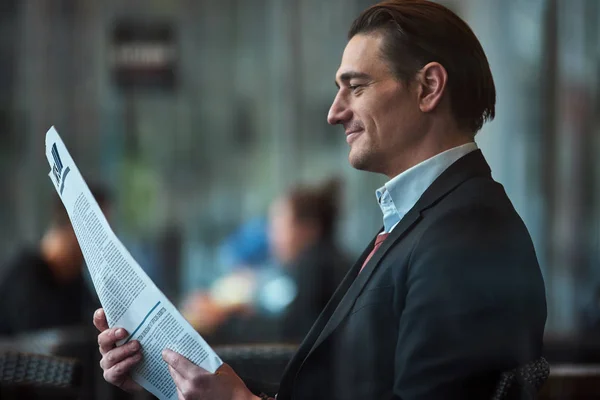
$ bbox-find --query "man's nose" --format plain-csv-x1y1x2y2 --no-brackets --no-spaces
327,93,352,125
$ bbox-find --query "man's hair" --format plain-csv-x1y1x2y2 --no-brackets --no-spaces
349,0,496,134
286,178,343,240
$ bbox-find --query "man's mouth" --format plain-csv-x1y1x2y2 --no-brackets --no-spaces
346,129,364,144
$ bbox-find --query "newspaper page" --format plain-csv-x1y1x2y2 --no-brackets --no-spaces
44,126,222,400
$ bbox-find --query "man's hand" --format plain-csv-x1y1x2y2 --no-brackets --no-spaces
162,349,259,400
93,308,143,393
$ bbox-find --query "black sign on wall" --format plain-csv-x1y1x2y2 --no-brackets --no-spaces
110,20,178,91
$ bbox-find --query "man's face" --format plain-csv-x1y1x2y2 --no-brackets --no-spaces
268,198,315,266
328,33,423,175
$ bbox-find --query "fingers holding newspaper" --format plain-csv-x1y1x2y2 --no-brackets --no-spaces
162,349,259,400
94,308,259,400
93,308,143,393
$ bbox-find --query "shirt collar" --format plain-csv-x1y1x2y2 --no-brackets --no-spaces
376,142,479,232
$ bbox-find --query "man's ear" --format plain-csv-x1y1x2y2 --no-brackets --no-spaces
416,62,448,113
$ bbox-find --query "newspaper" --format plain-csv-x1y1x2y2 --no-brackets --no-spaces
45,127,222,400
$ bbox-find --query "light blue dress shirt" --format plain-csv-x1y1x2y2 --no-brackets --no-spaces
377,142,479,233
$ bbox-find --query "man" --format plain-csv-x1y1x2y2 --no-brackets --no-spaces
0,186,109,336
94,1,547,399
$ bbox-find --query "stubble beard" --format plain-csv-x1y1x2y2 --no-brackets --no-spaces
348,142,381,172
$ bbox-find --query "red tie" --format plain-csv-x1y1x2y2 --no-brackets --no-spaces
359,233,390,274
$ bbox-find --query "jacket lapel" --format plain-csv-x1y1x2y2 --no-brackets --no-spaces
278,233,379,394
306,209,421,357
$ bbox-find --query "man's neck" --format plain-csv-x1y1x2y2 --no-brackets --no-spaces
384,132,474,179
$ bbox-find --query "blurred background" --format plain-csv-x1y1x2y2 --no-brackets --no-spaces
0,0,599,398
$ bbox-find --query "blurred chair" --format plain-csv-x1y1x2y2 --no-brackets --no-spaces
0,325,139,400
492,357,550,399
0,351,81,399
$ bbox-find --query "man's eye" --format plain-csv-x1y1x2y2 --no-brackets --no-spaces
349,84,362,91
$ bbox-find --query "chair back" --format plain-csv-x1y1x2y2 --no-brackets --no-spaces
492,357,550,399
0,351,81,399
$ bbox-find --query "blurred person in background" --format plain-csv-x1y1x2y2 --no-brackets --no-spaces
268,178,349,342
182,179,349,343
181,217,271,337
95,1,547,399
0,185,109,336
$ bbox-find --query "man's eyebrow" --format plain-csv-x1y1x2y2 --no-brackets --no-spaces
335,71,372,88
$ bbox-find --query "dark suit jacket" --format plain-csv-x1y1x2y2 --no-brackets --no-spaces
275,150,547,400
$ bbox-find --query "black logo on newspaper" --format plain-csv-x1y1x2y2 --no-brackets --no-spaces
51,143,71,195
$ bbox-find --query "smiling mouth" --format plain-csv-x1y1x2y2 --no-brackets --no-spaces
346,129,364,144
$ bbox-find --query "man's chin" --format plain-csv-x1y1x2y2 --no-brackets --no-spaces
348,150,371,172
348,147,386,173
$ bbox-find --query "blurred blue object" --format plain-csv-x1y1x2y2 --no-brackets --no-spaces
218,217,272,271
257,271,297,315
